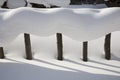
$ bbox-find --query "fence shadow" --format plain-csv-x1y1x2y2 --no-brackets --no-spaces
0,60,120,80
65,59,120,74
90,59,120,68
111,54,120,61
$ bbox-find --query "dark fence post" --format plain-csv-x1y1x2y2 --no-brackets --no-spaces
83,41,88,61
0,47,5,59
24,33,32,60
104,33,111,60
56,33,63,60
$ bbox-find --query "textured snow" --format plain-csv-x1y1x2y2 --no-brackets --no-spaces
0,7,120,45
0,4,120,80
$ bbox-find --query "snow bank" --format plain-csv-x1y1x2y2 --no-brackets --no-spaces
0,7,120,45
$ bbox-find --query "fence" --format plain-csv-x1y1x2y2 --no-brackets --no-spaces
0,33,111,62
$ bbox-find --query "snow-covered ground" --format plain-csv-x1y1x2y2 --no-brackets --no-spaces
0,4,120,80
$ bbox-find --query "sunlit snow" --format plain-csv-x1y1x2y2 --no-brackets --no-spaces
0,3,120,80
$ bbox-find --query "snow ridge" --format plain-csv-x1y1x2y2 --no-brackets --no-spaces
0,7,120,45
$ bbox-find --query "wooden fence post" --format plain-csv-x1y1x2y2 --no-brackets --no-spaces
24,33,32,60
83,41,88,61
56,33,63,60
0,47,5,59
104,33,111,60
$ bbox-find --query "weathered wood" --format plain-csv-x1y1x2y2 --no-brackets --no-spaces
24,33,32,60
56,33,63,60
0,47,5,59
104,33,111,60
83,41,88,61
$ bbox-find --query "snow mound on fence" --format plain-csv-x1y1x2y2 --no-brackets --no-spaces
0,7,120,45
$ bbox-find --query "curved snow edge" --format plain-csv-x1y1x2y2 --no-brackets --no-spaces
0,7,120,45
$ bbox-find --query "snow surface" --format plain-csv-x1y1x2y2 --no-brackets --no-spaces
0,4,120,80
0,6,120,45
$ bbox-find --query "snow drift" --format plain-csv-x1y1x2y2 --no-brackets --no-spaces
0,7,120,45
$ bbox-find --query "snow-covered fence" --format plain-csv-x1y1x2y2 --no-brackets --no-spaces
0,32,111,61
56,33,111,61
0,7,120,61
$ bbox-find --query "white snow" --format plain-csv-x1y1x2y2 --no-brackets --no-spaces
0,4,120,80
0,7,120,45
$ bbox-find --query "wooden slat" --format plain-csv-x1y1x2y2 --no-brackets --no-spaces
83,41,88,61
24,33,32,60
0,47,5,59
104,33,111,60
56,33,63,60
